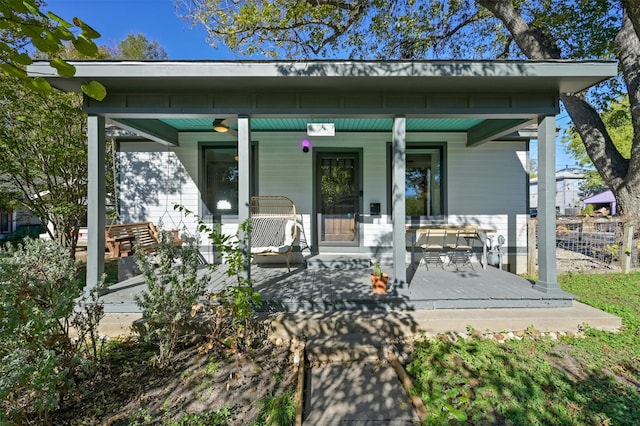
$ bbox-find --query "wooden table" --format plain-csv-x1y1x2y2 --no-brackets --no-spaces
406,225,497,269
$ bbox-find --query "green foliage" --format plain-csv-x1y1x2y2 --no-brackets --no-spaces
175,205,263,353
582,203,595,216
408,272,640,425
0,0,106,99
373,262,383,277
177,0,621,60
169,407,232,426
0,77,88,252
115,33,168,60
253,391,296,426
0,238,105,423
134,231,210,368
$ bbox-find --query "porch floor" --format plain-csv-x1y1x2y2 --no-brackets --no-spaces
99,256,575,313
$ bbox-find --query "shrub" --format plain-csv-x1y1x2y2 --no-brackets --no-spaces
175,206,264,353
134,230,211,368
135,207,265,367
0,238,104,423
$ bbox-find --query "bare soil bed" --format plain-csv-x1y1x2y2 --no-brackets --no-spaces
53,336,297,425
555,247,621,274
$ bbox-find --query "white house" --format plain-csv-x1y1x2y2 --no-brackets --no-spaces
27,60,616,297
530,167,587,216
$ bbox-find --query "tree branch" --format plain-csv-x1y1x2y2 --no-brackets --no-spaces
478,0,557,59
480,0,631,192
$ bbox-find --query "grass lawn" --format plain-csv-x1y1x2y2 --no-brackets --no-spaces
407,272,640,425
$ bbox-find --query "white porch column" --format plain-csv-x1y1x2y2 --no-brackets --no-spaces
86,115,106,293
392,116,407,284
535,115,561,293
237,115,251,277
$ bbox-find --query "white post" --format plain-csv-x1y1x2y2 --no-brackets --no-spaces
534,115,562,293
86,115,106,293
392,116,407,284
237,116,251,278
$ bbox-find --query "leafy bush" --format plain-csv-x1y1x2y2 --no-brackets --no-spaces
0,238,104,423
134,231,210,368
175,206,263,353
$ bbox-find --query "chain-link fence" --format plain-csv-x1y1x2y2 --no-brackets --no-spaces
529,217,640,274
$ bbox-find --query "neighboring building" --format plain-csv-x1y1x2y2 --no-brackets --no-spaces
0,210,14,237
582,190,616,216
28,59,617,297
0,207,41,240
530,167,587,216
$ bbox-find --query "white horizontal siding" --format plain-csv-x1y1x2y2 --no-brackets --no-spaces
255,132,393,249
119,141,201,237
446,138,529,272
119,131,530,270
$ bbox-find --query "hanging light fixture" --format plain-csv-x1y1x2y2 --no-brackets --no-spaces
212,119,229,133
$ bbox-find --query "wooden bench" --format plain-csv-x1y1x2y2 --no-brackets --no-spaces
105,222,181,258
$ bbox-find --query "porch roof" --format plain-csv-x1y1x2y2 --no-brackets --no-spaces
27,60,617,147
29,59,616,95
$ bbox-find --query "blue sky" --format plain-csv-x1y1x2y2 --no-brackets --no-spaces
49,0,578,170
49,0,231,59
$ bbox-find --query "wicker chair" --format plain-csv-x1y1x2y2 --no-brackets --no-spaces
249,196,297,271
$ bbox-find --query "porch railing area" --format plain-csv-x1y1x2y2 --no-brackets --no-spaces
528,217,640,275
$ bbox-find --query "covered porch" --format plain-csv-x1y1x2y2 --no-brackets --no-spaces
98,256,574,314
27,60,618,306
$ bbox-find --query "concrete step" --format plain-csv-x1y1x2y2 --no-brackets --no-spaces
305,254,371,271
306,333,393,362
268,302,622,342
304,358,419,425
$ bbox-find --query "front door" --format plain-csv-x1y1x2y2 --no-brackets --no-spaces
316,152,361,247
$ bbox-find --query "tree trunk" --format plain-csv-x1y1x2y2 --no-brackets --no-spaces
479,0,640,216
614,13,640,194
560,92,629,190
615,184,640,216
623,0,640,38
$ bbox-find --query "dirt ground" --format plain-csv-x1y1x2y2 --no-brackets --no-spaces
53,332,297,425
555,247,622,274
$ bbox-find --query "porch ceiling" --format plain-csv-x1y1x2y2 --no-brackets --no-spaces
111,116,533,147
158,117,486,132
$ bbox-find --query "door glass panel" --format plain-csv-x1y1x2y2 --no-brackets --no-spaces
318,154,359,245
406,149,442,217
